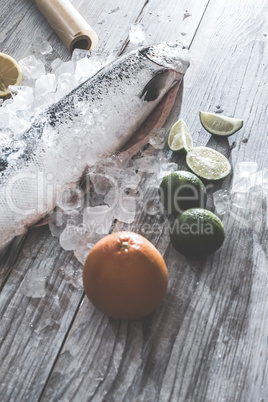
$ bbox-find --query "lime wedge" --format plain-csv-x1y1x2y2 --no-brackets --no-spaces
168,118,193,152
199,111,243,136
186,146,231,181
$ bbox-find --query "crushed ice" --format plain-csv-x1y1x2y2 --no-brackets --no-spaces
213,161,268,232
129,23,146,45
0,43,115,140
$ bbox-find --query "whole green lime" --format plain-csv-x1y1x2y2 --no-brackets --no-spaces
159,171,207,216
170,208,225,259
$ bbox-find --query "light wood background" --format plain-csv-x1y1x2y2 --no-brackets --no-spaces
0,0,268,401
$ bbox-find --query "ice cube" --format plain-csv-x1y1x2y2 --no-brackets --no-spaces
31,37,53,56
51,58,63,72
231,192,248,209
75,56,103,83
74,231,101,264
232,161,259,193
104,187,118,208
57,187,83,211
59,223,86,251
35,73,56,97
129,23,146,44
75,58,93,80
90,173,112,195
71,48,91,63
237,161,258,177
0,108,10,129
59,262,83,288
19,55,46,79
54,60,75,77
134,156,160,173
213,189,230,214
114,193,136,223
250,169,268,194
121,167,141,190
206,196,214,210
71,270,84,289
22,268,46,298
230,186,265,232
7,86,34,112
56,73,78,98
49,219,65,237
149,128,166,149
83,205,114,234
65,210,83,226
231,177,251,193
87,191,105,207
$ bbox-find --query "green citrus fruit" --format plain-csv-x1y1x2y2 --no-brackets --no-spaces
199,111,243,136
170,208,225,259
159,171,207,216
186,146,231,181
168,118,193,152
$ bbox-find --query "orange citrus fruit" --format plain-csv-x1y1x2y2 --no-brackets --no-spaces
83,231,168,320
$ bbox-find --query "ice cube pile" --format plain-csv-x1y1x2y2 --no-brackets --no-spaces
213,161,268,232
49,150,178,264
0,41,114,143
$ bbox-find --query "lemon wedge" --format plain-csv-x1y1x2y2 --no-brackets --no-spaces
0,53,22,97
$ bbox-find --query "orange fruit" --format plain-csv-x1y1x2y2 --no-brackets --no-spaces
83,231,168,320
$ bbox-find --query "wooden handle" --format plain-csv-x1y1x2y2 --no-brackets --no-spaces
33,0,98,52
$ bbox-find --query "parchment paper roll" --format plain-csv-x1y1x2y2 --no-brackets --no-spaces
33,0,98,52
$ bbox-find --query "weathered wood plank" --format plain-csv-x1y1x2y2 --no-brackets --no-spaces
0,0,156,401
1,0,268,401
0,0,148,60
0,226,85,401
40,0,268,401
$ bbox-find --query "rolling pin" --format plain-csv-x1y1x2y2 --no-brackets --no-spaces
33,0,98,52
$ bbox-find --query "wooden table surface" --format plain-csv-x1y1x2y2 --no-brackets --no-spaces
1,0,268,401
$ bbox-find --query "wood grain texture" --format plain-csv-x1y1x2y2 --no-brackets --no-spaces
41,0,268,401
1,0,268,401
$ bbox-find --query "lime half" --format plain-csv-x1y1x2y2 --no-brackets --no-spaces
186,146,231,181
168,118,193,152
170,208,225,259
199,111,243,136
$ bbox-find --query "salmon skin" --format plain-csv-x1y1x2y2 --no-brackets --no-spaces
0,43,189,247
